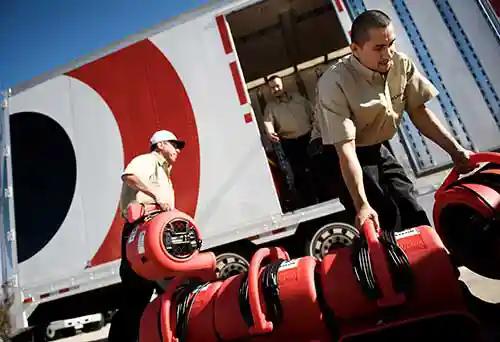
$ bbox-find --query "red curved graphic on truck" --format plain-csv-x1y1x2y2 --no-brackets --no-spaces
67,39,200,267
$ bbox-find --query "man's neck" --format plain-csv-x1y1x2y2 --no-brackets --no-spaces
276,92,289,102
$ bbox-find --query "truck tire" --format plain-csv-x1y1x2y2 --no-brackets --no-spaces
215,253,250,279
44,326,58,341
305,221,359,261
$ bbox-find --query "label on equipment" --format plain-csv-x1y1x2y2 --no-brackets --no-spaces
127,228,138,244
395,228,420,240
137,232,145,254
278,259,299,272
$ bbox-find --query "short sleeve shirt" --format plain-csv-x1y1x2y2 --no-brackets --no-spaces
263,92,314,139
316,50,439,146
119,152,175,218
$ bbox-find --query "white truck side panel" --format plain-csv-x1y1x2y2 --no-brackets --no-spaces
148,12,282,238
405,0,500,151
362,0,450,166
8,76,123,288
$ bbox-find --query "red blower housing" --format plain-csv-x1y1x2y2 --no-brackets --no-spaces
250,256,328,342
213,247,290,341
318,221,480,341
125,204,216,281
434,152,500,280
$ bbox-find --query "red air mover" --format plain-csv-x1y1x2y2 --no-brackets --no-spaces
139,276,185,342
214,247,289,341
319,220,480,342
139,293,163,342
434,152,500,280
182,280,223,342
248,256,329,342
125,204,216,281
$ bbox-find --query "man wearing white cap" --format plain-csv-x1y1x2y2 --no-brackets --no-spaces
108,130,185,342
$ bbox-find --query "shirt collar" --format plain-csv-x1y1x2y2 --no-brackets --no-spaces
276,92,292,103
349,55,385,84
152,151,167,166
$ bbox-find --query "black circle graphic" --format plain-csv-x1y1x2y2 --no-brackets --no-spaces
10,112,77,263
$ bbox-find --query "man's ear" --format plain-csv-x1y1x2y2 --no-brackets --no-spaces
350,42,359,57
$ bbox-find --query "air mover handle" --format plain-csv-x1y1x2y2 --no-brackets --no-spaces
437,152,500,197
362,219,406,308
248,246,290,335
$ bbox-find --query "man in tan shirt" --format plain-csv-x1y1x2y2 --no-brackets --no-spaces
316,10,473,232
108,130,185,342
263,75,317,206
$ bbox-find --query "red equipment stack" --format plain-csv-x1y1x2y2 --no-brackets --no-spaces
124,151,500,341
434,152,500,280
319,221,479,341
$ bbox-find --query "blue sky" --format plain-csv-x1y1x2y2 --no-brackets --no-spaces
0,0,213,90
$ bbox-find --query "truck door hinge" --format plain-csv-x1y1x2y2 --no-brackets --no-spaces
8,274,18,288
3,145,10,158
7,229,16,243
4,186,13,199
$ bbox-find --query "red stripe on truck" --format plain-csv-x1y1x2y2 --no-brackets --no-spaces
244,113,253,123
334,0,344,12
216,15,233,55
68,39,201,267
230,61,248,105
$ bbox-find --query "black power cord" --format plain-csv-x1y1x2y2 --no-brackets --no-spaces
261,259,285,325
351,229,414,301
174,280,210,342
238,272,254,328
238,259,286,328
379,230,413,295
351,236,382,300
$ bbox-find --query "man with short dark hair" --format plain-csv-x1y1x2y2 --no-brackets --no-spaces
108,130,185,342
316,9,473,232
264,75,317,206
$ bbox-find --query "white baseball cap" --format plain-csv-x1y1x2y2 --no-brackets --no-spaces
150,130,185,149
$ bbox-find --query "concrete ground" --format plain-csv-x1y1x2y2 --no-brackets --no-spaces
58,266,500,342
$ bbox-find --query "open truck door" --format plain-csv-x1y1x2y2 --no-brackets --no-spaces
0,89,24,338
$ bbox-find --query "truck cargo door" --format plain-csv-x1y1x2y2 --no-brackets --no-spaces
0,90,25,333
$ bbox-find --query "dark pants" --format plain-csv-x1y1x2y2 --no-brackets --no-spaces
331,143,430,232
280,132,317,206
107,222,162,342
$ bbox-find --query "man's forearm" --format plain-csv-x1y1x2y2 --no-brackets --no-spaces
409,105,463,155
336,141,369,211
264,121,276,135
123,175,156,200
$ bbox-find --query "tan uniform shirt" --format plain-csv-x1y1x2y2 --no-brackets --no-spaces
119,152,175,219
263,92,314,139
316,50,439,146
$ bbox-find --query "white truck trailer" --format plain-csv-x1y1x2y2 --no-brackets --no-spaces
0,0,499,339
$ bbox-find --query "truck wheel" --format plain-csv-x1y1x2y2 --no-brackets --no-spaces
44,325,58,341
306,222,359,260
215,253,249,279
